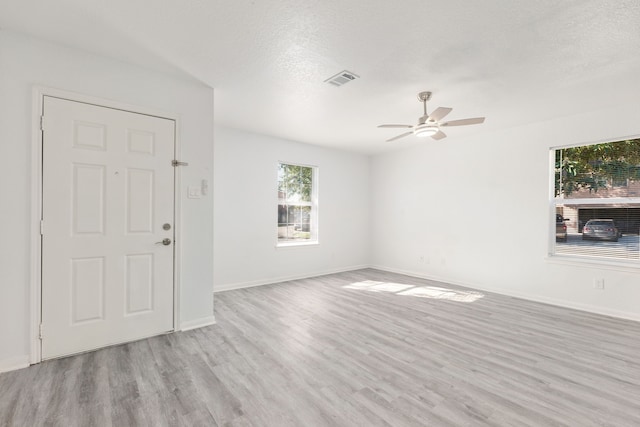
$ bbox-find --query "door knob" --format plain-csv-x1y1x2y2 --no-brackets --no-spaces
155,238,172,246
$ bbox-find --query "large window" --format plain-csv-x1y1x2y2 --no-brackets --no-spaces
552,138,640,262
277,163,318,245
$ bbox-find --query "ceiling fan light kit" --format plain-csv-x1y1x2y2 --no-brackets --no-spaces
414,124,439,138
378,91,485,142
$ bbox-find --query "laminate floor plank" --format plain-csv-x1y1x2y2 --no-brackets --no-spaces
2,268,640,426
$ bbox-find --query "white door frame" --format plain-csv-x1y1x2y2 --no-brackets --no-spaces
29,87,183,364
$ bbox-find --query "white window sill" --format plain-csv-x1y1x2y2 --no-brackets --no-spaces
546,254,640,273
276,240,319,249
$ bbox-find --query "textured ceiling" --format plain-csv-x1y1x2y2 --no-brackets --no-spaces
2,0,640,154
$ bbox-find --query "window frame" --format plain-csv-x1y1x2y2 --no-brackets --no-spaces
276,161,319,247
549,135,640,269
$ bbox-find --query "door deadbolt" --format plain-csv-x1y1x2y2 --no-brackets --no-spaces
155,238,172,246
163,223,171,230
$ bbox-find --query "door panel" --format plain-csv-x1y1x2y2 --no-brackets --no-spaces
71,257,105,323
126,168,154,233
125,253,154,315
73,163,106,235
42,96,175,360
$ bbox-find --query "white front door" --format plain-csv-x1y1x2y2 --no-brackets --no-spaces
41,96,175,360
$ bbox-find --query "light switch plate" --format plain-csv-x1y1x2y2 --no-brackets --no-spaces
187,186,202,199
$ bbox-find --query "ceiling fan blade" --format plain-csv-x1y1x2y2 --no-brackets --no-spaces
378,124,413,128
441,117,485,127
427,107,453,122
432,130,447,140
387,131,413,142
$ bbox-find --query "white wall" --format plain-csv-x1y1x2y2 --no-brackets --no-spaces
371,105,640,321
213,126,370,290
0,30,214,371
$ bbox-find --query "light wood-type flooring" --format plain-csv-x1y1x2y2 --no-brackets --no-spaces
2,269,640,426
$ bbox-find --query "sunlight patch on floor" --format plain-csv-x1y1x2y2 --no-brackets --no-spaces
343,280,414,293
343,280,484,303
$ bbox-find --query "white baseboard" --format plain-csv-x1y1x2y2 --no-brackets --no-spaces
214,264,370,293
180,315,216,332
0,355,31,374
371,264,640,323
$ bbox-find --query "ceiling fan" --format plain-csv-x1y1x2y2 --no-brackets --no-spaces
378,91,485,142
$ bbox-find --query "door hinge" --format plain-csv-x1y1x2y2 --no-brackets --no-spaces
39,324,44,340
171,160,189,167
40,220,44,235
40,115,45,131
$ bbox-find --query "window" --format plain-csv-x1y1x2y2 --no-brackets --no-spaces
552,138,640,262
277,162,318,245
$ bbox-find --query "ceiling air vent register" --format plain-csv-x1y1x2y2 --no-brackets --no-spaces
324,70,359,87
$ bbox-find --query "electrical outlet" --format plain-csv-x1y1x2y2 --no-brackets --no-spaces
419,255,425,263
593,278,605,290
